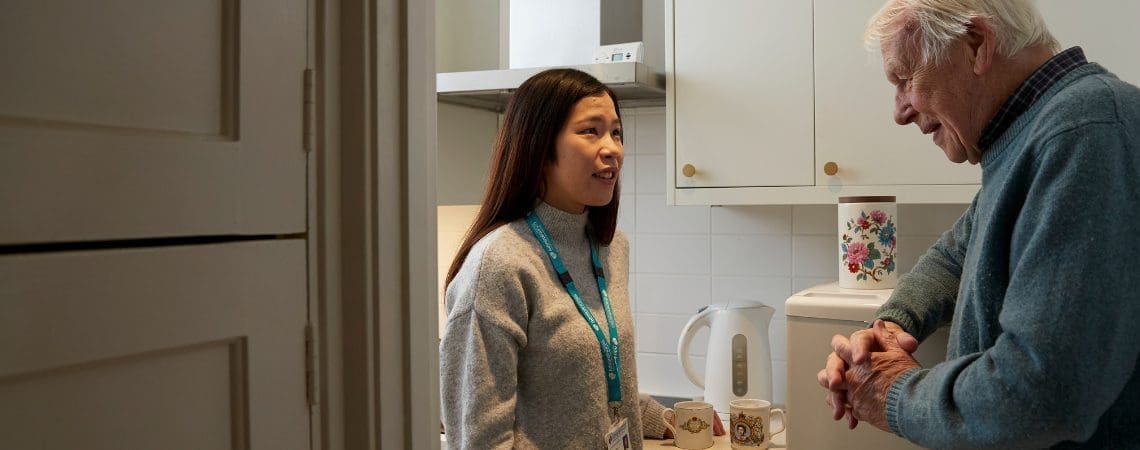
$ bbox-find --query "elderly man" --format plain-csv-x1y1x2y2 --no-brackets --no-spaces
819,0,1140,448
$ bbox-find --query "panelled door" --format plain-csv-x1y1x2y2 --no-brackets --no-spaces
0,1,312,449
0,241,309,450
0,0,308,245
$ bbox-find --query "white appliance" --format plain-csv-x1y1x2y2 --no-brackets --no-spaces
592,42,644,64
786,282,949,450
436,0,665,112
677,302,775,417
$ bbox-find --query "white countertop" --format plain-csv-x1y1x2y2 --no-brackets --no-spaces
643,416,786,449
440,416,787,448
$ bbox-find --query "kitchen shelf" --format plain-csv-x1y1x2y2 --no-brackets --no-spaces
436,61,665,112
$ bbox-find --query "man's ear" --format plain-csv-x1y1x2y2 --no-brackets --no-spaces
966,16,996,76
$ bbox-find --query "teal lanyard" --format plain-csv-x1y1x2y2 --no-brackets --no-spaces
525,211,623,412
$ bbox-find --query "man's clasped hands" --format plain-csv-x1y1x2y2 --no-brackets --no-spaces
817,319,923,432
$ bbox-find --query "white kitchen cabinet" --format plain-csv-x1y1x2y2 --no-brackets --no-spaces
814,0,981,187
668,0,815,190
667,0,977,205
668,0,1138,205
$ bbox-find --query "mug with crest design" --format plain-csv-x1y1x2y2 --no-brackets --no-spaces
661,401,714,449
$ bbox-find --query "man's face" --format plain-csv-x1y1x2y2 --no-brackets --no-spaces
882,36,987,164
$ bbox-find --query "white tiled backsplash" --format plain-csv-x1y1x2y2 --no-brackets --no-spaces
438,107,968,406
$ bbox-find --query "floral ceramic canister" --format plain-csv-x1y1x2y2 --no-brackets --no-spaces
838,196,898,289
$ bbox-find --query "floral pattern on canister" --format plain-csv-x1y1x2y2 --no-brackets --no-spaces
841,210,897,283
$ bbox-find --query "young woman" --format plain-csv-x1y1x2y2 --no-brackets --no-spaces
439,68,671,448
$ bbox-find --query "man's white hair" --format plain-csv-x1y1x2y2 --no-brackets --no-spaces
865,0,1059,66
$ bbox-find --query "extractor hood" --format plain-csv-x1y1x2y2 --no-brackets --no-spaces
435,0,664,112
436,61,665,112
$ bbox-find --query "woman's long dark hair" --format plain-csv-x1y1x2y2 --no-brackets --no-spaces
445,68,622,287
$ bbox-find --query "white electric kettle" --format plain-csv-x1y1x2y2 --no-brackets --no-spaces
677,302,775,415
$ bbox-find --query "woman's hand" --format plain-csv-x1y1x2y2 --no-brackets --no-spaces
712,413,726,436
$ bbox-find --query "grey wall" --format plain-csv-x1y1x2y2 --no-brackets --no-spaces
642,0,664,71
436,104,496,205
601,0,643,46
436,0,501,72
436,0,501,205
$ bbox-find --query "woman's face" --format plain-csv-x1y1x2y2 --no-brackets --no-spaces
542,94,624,214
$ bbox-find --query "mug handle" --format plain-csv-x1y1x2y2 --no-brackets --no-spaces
661,408,676,437
769,408,786,437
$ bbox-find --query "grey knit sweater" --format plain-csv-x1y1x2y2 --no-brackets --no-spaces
877,64,1140,448
441,202,668,449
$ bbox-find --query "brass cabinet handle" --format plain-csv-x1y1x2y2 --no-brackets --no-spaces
682,163,697,177
823,161,839,176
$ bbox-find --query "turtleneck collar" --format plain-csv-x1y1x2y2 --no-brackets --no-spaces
533,201,590,244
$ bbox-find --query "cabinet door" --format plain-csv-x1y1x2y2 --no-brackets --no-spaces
814,0,980,187
0,240,308,450
0,0,307,245
1037,1,1140,86
672,0,814,188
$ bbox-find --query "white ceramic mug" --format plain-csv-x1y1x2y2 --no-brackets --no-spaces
838,196,899,289
728,399,785,449
661,401,715,450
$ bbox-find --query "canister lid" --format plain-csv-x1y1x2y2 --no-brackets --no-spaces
838,195,896,204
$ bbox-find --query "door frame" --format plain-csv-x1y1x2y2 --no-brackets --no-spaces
308,0,439,448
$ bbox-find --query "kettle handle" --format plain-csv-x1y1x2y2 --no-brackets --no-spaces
677,308,714,389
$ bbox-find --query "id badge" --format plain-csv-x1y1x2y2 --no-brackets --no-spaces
606,417,631,450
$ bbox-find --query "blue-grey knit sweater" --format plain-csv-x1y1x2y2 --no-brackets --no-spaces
876,63,1140,449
